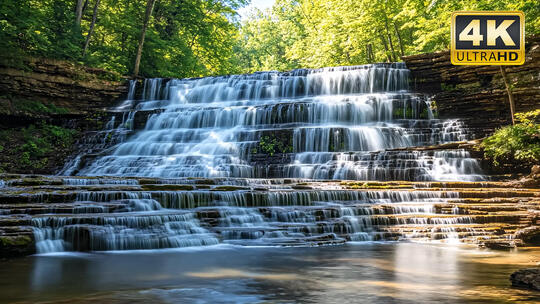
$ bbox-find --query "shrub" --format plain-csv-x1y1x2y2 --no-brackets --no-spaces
482,110,540,166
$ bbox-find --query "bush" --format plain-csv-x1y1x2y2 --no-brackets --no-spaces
482,110,540,166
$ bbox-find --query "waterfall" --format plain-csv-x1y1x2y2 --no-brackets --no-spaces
75,63,483,180
31,63,491,253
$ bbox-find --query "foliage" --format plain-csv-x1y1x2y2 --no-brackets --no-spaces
0,123,78,170
257,135,293,156
482,110,540,166
237,0,540,71
0,0,247,77
1,0,538,76
14,100,69,115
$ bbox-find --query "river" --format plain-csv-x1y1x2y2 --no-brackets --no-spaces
1,243,538,303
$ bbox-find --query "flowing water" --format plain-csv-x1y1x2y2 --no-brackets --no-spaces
70,63,482,181
28,64,495,253
2,63,536,302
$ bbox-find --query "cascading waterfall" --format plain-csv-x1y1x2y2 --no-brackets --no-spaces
74,63,482,180
32,63,489,253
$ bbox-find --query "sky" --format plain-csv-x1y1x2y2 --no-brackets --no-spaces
238,0,275,20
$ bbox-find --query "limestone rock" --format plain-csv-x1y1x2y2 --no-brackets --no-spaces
514,226,540,245
402,35,540,139
510,268,540,291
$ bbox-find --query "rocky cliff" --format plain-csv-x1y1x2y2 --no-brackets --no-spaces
402,35,539,137
0,58,127,174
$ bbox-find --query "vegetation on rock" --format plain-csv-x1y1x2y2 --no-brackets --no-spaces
256,135,293,156
0,123,78,173
482,110,540,166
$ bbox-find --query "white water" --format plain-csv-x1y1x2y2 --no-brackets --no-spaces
69,63,483,181
33,63,489,253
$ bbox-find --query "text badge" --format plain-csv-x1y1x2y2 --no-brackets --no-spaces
451,11,525,65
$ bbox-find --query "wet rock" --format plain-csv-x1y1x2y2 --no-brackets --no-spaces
403,35,539,139
510,268,540,291
291,185,313,190
211,186,250,191
141,184,195,191
480,240,516,250
0,234,35,257
514,226,540,245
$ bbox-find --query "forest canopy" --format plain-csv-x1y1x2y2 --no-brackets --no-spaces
1,0,539,77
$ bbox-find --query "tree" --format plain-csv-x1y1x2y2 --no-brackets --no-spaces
75,0,85,26
236,0,539,71
499,66,516,125
133,0,156,77
82,0,100,57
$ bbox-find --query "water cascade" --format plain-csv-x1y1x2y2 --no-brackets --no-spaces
24,63,500,253
73,63,482,181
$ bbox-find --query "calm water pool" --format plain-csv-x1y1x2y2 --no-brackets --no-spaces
0,243,538,303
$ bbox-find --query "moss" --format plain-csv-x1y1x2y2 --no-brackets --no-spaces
341,181,414,189
195,185,211,189
0,235,32,247
440,83,458,92
211,185,250,191
141,184,195,191
137,178,160,185
10,178,63,186
193,179,217,185
0,123,77,172
13,99,70,115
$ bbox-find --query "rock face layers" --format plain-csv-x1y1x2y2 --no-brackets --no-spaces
0,175,539,257
0,58,127,174
402,35,539,137
0,58,126,115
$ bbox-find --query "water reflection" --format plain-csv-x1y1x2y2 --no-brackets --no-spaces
0,243,538,303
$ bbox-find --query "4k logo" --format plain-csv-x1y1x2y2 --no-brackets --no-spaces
451,11,525,65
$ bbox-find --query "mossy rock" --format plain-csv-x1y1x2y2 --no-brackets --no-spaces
193,179,217,185
211,185,250,191
11,178,63,186
141,184,195,191
291,185,313,190
137,178,159,185
195,185,212,189
0,235,35,257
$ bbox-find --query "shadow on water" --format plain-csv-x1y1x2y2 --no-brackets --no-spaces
0,243,539,303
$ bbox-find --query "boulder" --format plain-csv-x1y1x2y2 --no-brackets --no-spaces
510,268,540,290
514,226,540,245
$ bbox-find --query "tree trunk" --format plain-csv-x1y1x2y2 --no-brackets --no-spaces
384,18,397,61
133,0,156,77
82,0,89,13
75,0,85,26
82,0,100,57
393,22,405,57
367,43,375,63
499,66,516,125
379,34,392,62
